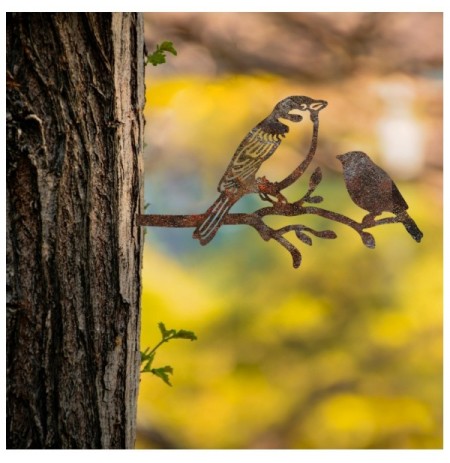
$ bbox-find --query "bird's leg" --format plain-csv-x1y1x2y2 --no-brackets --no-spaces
256,176,288,204
361,212,379,228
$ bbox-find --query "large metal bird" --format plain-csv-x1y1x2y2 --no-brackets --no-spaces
193,95,328,245
337,151,423,242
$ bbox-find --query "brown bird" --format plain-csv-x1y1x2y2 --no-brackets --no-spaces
337,151,423,242
193,95,328,245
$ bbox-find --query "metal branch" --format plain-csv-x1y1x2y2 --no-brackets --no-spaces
136,200,378,268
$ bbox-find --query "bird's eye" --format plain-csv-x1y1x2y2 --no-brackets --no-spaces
299,104,307,110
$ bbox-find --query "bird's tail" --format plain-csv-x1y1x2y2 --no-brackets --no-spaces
397,211,423,243
193,193,235,245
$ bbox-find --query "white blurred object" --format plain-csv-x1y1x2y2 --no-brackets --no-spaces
376,81,425,180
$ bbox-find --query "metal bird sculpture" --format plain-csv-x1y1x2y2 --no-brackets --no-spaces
193,95,328,245
337,151,423,242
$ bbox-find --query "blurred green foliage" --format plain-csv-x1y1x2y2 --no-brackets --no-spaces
137,72,442,449
141,322,197,386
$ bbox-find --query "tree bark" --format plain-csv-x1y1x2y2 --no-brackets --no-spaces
6,13,144,449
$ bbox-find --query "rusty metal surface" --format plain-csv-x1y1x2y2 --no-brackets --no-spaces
336,151,423,243
191,96,327,245
137,96,423,268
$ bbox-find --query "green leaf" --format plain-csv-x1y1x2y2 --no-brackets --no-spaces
158,41,177,56
158,322,167,337
173,330,198,341
147,52,166,66
159,322,176,340
146,41,177,66
151,366,174,386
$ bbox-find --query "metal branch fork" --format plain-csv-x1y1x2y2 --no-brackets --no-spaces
137,97,422,268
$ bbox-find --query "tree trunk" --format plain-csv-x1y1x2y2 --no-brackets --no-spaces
6,13,144,449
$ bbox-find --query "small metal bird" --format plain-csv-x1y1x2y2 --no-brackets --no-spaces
337,151,423,242
193,96,328,245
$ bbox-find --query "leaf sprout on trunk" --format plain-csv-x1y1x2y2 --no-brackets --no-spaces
140,322,197,386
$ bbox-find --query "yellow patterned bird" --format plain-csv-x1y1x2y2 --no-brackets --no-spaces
193,96,327,245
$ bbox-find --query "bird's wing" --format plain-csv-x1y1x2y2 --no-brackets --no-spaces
365,162,409,213
218,127,281,192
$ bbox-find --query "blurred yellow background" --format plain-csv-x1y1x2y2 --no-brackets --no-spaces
137,12,442,449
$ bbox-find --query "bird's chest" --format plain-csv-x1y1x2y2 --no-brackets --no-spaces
344,169,395,214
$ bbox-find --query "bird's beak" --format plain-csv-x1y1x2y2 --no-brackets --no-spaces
310,100,328,112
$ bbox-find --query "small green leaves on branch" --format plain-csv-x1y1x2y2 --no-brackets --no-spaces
140,322,197,386
149,365,173,386
146,41,177,66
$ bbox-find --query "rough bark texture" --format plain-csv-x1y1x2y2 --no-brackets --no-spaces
6,13,144,449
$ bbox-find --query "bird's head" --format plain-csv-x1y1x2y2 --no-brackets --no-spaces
337,151,369,166
273,96,328,122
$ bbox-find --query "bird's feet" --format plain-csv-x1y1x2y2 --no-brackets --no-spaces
256,176,287,204
361,212,379,228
